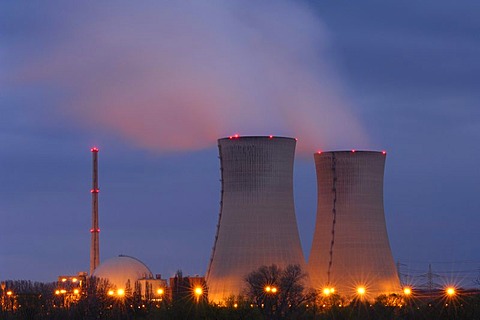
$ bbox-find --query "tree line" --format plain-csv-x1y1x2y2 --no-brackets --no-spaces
1,265,480,319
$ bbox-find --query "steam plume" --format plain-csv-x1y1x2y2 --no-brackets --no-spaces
8,1,368,153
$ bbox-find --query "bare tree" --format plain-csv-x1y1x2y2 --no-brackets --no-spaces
245,264,309,319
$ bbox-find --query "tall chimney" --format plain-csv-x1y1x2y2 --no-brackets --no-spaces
90,147,100,275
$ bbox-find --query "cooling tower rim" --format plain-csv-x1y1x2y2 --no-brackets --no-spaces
314,150,387,156
219,135,296,142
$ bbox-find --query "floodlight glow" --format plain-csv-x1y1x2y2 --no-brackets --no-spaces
194,287,203,296
446,287,456,296
357,287,366,295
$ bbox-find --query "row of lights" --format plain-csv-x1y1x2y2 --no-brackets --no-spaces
108,289,125,297
264,286,278,294
401,286,457,297
104,287,202,298
228,134,276,140
55,289,80,295
268,285,450,297
320,286,457,297
317,150,387,155
227,135,298,141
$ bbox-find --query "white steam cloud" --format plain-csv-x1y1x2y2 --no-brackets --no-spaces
10,1,368,153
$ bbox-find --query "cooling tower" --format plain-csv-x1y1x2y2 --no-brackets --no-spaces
308,151,401,299
206,136,305,303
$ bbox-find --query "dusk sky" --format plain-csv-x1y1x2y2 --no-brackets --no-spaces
1,1,479,286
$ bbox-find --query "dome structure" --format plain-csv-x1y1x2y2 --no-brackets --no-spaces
93,255,153,290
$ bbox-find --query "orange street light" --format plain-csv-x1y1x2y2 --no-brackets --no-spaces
446,287,456,297
323,287,333,296
6,291,13,296
157,288,164,295
403,287,412,296
194,287,203,296
357,287,366,296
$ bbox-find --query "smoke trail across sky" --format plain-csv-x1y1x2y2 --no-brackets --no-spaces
4,1,368,153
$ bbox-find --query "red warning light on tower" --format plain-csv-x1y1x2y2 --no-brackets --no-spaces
91,147,99,152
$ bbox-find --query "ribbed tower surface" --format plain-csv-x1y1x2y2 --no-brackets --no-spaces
207,136,305,303
308,151,401,299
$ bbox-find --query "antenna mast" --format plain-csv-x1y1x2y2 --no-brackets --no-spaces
90,147,100,275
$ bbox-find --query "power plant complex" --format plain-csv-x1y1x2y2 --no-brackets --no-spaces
206,139,400,301
56,137,401,304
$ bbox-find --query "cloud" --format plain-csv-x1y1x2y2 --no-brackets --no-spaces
5,1,368,154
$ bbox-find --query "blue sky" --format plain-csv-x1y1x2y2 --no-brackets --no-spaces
1,1,479,286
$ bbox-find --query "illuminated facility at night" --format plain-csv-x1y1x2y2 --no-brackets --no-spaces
308,150,401,298
81,148,204,302
59,144,402,303
78,148,204,302
206,136,305,302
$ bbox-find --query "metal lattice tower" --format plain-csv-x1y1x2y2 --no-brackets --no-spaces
90,147,100,275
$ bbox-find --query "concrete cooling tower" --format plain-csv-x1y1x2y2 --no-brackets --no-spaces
308,151,401,299
206,136,305,303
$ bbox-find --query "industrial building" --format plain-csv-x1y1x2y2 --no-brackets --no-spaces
206,136,305,303
308,151,401,299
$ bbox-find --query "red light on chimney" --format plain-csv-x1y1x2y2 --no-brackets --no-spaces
91,189,99,193
91,147,99,152
382,150,387,155
90,228,100,233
